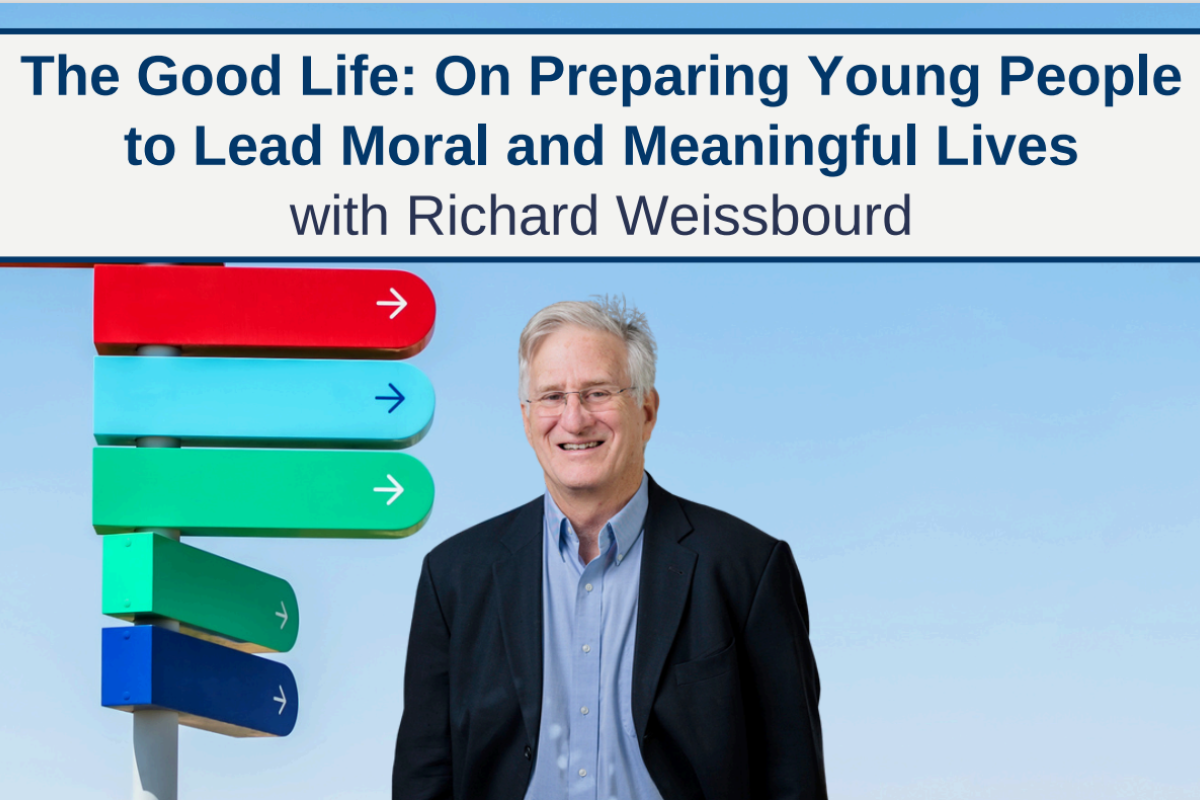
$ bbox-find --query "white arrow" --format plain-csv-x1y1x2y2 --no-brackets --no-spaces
275,601,289,630
374,473,404,506
377,288,408,319
273,685,287,715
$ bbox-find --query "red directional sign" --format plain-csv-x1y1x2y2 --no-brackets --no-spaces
94,265,435,358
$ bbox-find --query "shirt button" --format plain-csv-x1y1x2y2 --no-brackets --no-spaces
584,583,593,592
579,769,587,778
582,644,591,653
617,554,623,562
580,706,589,715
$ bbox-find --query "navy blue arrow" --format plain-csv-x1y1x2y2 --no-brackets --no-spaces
375,383,406,413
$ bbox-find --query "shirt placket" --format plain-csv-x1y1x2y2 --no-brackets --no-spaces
567,529,609,800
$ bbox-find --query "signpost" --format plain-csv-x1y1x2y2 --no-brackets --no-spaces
89,263,438,800
102,626,299,738
94,356,435,448
93,264,436,358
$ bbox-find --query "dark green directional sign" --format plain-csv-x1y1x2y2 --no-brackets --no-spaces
103,533,298,653
93,448,434,538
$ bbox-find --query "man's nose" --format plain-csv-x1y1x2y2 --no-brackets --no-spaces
559,393,592,429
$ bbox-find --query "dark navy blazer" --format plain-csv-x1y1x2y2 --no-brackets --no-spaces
393,476,827,800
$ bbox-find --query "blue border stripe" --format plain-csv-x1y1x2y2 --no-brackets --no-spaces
2,4,1200,30
3,28,1200,35
5,257,1199,264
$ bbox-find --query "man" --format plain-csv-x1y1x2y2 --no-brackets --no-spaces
394,299,826,800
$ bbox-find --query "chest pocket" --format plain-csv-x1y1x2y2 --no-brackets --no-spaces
674,638,737,686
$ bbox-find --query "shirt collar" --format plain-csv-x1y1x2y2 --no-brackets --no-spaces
543,473,650,564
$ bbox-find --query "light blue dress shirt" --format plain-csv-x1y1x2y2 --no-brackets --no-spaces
524,473,664,800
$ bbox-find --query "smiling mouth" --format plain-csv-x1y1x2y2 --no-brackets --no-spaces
560,441,602,451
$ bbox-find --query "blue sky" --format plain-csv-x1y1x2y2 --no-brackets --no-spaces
2,6,1199,800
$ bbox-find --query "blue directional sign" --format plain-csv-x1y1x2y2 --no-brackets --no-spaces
94,356,435,448
102,626,298,737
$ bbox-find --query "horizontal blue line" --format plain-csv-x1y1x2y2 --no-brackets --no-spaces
6,257,1199,264
3,28,1200,35
5,4,1200,30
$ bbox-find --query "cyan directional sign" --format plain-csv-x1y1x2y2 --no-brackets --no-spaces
93,448,434,538
94,357,435,449
103,533,298,653
102,626,297,737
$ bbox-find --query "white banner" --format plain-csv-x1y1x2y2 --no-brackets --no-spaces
0,32,1193,258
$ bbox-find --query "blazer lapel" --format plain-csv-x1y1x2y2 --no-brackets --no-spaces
632,478,697,745
492,498,545,749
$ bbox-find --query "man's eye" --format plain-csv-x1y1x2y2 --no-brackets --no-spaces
541,393,565,404
586,390,612,401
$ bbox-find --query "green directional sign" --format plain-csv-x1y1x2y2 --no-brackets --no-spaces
93,448,434,538
102,533,298,653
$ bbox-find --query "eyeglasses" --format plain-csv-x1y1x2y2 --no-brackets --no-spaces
524,386,637,415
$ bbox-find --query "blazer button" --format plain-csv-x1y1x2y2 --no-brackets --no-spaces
524,745,532,760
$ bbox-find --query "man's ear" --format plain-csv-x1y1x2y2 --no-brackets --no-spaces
521,401,534,446
641,388,660,443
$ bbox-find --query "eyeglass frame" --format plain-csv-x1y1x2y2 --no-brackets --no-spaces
522,386,639,414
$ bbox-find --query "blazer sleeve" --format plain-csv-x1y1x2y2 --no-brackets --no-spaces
742,541,828,800
393,554,454,800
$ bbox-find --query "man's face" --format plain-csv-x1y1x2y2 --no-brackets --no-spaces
522,325,658,502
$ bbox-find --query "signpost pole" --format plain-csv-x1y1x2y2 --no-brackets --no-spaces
132,344,181,800
132,707,177,800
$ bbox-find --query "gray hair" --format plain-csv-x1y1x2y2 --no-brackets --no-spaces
519,297,657,403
